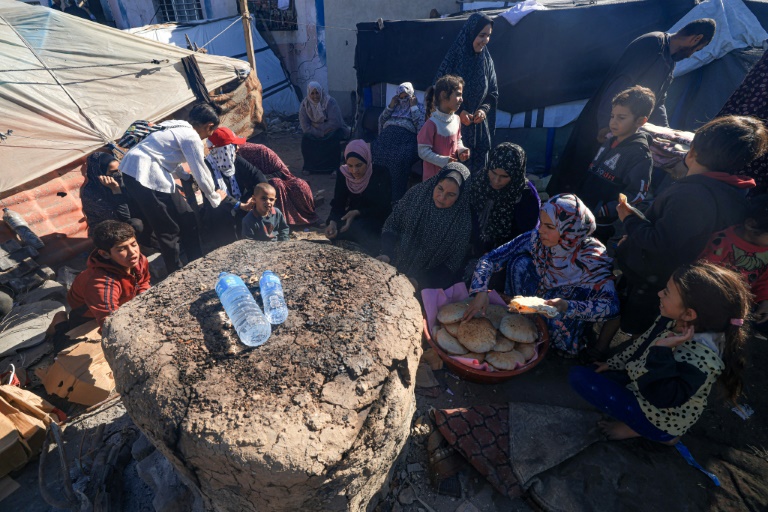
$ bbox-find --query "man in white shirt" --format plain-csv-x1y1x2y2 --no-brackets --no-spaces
120,103,227,273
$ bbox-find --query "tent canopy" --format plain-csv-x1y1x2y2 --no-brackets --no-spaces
129,16,300,115
0,0,249,193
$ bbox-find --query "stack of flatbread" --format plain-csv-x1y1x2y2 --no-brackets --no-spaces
434,301,539,371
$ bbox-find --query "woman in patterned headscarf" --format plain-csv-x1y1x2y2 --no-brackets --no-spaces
299,81,348,173
468,143,541,255
466,194,619,356
434,12,498,173
377,162,472,289
204,127,318,243
372,81,426,202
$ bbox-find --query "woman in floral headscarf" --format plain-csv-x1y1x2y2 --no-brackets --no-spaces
299,81,348,173
465,194,619,355
372,82,426,202
468,142,540,256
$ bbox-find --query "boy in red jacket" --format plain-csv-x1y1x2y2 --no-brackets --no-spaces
67,220,150,329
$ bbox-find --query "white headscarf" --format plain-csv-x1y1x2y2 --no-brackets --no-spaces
205,142,242,199
391,82,415,118
302,81,330,124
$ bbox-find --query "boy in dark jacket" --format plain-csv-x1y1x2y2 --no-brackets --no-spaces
67,220,150,329
241,183,290,242
615,115,767,334
578,86,655,240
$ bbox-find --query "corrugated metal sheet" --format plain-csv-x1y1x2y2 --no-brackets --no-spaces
0,159,92,267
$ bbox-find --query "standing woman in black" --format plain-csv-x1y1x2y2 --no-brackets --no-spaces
434,13,498,174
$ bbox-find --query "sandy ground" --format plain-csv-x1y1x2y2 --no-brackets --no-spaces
5,129,768,511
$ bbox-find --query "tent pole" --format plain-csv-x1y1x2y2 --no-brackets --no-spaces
239,0,257,74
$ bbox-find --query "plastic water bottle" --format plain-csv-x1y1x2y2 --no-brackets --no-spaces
215,272,271,347
259,270,288,325
3,208,44,249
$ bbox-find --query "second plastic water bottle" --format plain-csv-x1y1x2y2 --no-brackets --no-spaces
259,270,288,325
215,272,271,347
3,208,44,249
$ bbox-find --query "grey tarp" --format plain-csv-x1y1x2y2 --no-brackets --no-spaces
0,0,249,192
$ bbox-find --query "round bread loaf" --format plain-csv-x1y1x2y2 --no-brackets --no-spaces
437,302,468,324
443,322,459,337
457,317,497,353
435,327,467,355
463,352,486,363
493,332,516,352
486,350,526,370
499,314,537,343
517,343,536,361
485,304,509,329
509,295,559,318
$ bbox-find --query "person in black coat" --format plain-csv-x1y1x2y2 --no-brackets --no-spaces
325,140,392,255
548,19,716,195
615,115,768,334
577,86,656,241
81,152,148,242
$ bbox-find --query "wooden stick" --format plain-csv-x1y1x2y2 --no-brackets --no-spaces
238,0,257,73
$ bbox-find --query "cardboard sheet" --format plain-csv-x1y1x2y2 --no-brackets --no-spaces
37,341,115,406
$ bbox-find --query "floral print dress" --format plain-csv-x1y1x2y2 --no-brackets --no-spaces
470,194,619,354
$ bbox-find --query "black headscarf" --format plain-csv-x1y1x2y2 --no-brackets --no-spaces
434,13,497,151
382,162,472,276
469,143,529,242
81,152,120,232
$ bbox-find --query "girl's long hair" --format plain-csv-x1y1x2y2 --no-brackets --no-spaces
424,74,464,118
672,261,752,402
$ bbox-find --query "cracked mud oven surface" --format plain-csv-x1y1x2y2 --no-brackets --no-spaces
102,241,423,511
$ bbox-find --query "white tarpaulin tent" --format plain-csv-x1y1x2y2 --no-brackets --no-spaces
0,0,249,193
129,16,300,115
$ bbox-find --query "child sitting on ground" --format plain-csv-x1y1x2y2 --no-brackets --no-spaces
701,194,768,328
67,220,150,329
418,75,471,181
578,86,655,241
570,261,751,443
614,115,767,335
241,183,290,242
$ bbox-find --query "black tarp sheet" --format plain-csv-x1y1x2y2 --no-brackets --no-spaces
355,0,768,115
666,47,764,131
